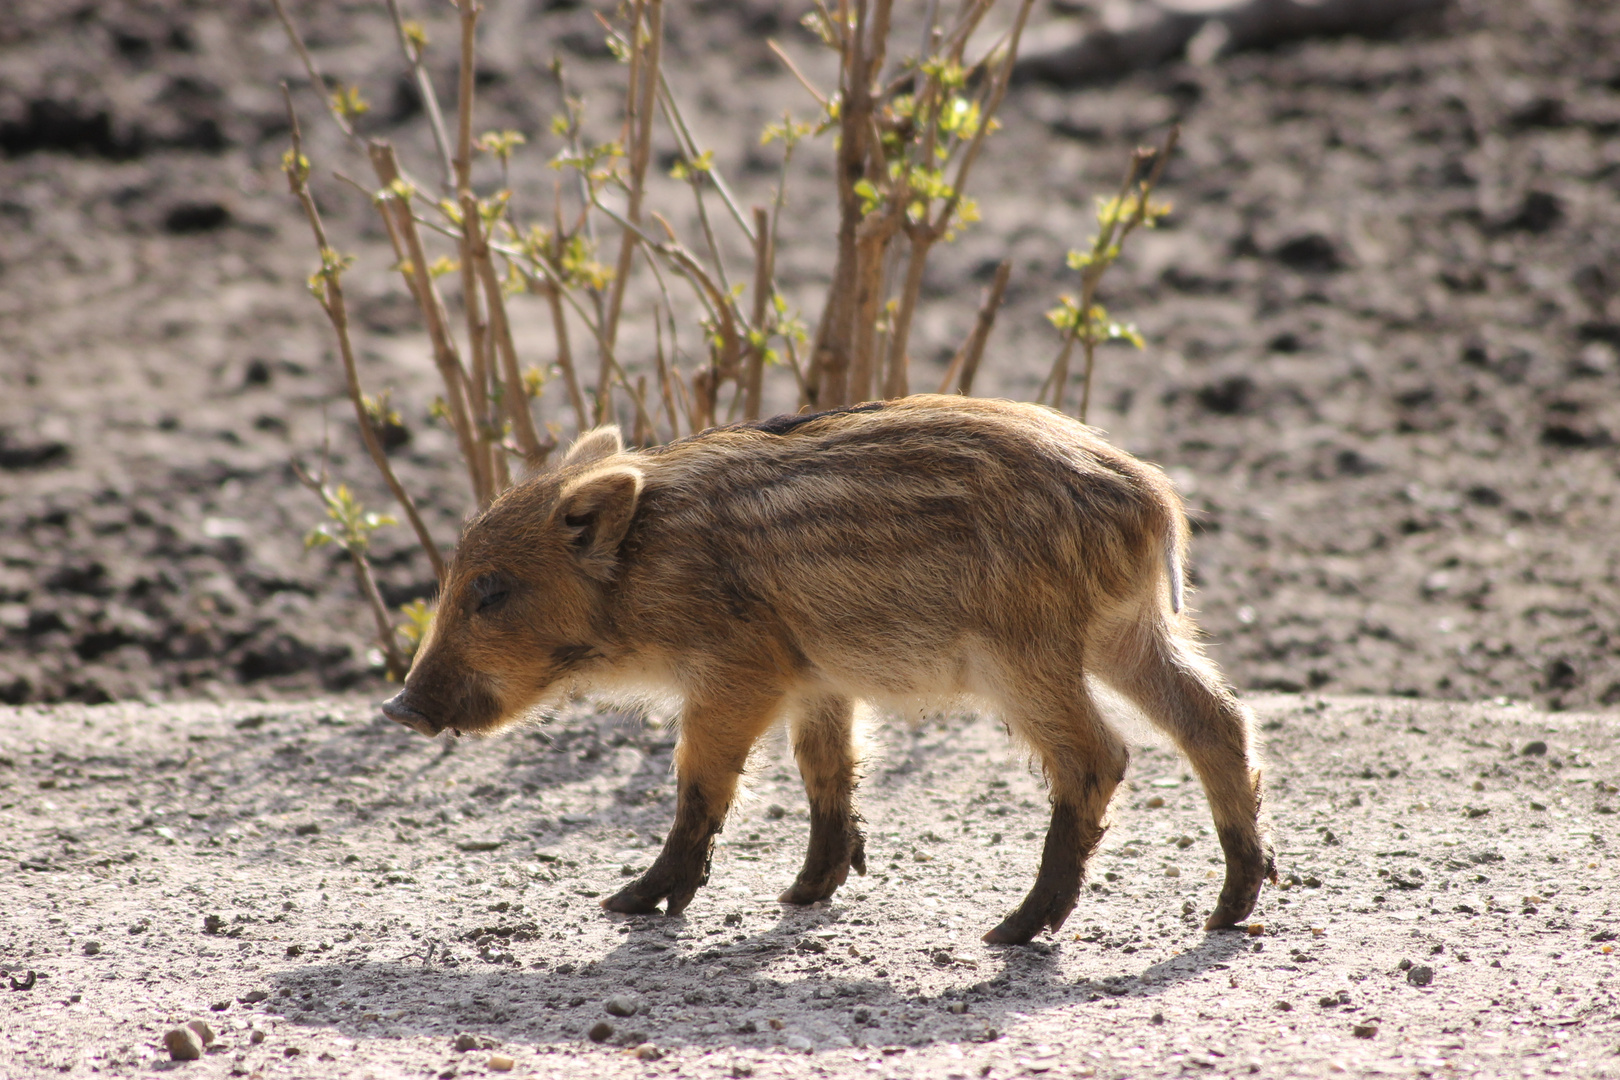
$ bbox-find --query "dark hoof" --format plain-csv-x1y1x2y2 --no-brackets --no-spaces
778,880,837,906
982,919,1038,946
1204,881,1264,930
601,888,663,915
663,888,700,917
983,896,1075,946
778,864,850,906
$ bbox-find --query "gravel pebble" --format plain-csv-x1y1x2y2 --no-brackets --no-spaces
604,994,640,1018
163,1028,202,1061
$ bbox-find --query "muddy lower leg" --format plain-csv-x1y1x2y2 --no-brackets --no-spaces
983,800,1106,944
603,693,779,917
602,778,726,916
985,695,1126,945
781,694,865,905
1102,621,1274,930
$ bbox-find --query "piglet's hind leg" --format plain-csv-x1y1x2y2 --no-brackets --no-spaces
984,688,1126,945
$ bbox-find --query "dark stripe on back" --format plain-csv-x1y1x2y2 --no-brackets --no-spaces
744,401,888,437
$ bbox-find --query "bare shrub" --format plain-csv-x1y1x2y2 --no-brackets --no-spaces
268,0,1173,671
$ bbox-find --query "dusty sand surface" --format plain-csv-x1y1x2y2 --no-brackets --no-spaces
3,694,1618,1077
3,0,1620,709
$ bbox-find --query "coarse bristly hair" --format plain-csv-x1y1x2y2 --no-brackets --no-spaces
383,394,1275,943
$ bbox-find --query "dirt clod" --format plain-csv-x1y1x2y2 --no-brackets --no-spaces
1407,965,1435,987
587,1022,614,1044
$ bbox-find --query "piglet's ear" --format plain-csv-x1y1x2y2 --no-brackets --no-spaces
557,464,644,582
563,426,623,469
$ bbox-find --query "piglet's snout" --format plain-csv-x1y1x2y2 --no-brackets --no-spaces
381,690,440,737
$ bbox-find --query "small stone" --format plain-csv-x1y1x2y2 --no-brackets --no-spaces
946,1001,968,1015
635,1045,664,1061
453,1033,479,1052
784,1034,813,1052
587,1021,614,1043
1164,867,1180,878
186,1019,216,1047
487,1053,515,1071
164,1028,203,1061
1145,796,1166,808
210,1001,230,1012
1274,1001,1292,1012
1150,1012,1165,1025
239,991,269,1004
82,940,101,955
249,1030,266,1045
1521,741,1548,756
766,804,787,820
294,823,320,836
1246,923,1265,936
1352,1023,1379,1038
203,914,226,934
1398,958,1413,971
1407,964,1435,987
604,994,640,1018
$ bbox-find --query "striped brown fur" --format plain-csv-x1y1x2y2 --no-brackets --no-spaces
383,395,1274,942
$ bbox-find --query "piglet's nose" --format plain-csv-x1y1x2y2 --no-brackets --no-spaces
381,690,439,737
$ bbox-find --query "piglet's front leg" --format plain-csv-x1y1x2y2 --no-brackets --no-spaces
602,780,722,916
602,692,780,916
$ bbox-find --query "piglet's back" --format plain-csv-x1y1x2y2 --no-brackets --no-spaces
612,396,1183,664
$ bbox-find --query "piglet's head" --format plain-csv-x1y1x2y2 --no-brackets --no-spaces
381,428,642,738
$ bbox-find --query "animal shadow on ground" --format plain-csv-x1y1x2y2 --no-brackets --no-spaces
264,916,1251,1053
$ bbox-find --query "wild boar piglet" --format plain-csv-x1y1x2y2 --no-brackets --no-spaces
383,394,1274,943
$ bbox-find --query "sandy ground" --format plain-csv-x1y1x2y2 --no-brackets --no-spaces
4,0,1620,709
3,693,1618,1077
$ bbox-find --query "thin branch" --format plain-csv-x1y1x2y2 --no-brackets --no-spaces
744,205,774,421
383,0,455,193
600,0,664,421
651,299,682,439
268,0,359,146
280,87,446,585
472,247,553,468
654,71,756,242
537,275,590,433
367,142,486,504
291,460,410,680
938,257,1010,395
766,39,830,109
